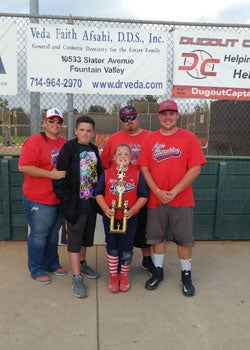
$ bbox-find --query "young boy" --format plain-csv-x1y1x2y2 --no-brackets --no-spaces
53,115,102,298
95,144,148,293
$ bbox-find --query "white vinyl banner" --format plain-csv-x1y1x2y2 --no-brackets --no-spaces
27,24,167,94
0,22,17,95
172,30,250,100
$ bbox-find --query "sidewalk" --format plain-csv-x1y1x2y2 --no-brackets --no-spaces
1,240,250,350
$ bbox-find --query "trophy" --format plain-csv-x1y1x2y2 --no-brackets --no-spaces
109,163,129,233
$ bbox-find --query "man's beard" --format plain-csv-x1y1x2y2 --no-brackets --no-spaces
127,124,134,132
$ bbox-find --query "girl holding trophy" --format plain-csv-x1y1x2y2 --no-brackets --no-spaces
95,144,148,293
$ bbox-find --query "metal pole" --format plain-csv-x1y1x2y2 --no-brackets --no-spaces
67,94,74,140
29,0,40,134
67,17,74,140
116,104,120,132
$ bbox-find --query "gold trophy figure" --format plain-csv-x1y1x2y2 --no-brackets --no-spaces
109,164,129,233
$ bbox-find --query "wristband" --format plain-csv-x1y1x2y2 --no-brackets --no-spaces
156,188,161,194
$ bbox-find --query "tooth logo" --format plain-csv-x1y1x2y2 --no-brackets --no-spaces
0,57,6,74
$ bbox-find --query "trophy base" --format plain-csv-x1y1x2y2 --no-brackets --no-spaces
109,219,127,234
109,230,127,234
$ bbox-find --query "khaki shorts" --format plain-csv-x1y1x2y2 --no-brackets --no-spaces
146,205,194,247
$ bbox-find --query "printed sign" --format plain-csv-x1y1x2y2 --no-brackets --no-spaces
0,22,17,95
27,24,167,94
172,30,250,100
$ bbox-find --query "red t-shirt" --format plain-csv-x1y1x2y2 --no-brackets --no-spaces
101,129,151,169
104,165,140,214
18,133,66,205
138,129,207,208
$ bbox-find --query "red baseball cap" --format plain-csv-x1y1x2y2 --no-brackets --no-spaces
158,100,178,113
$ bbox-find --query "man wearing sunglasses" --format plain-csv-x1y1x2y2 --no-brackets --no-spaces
101,105,154,276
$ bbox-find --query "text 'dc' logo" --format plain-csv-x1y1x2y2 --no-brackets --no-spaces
178,50,220,79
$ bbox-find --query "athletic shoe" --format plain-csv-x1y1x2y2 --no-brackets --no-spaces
80,261,99,279
53,267,67,276
119,273,130,292
181,270,195,296
72,274,87,298
142,256,156,276
145,267,164,290
109,273,119,293
34,275,51,285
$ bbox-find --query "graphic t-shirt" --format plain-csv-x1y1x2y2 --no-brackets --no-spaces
78,143,98,212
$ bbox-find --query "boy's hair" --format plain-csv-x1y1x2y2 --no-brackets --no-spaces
75,115,95,129
114,143,132,155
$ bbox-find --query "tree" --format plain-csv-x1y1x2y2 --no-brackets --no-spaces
11,107,30,124
145,95,158,103
127,96,158,114
0,98,9,109
110,96,159,116
195,101,209,112
110,104,120,115
88,105,107,113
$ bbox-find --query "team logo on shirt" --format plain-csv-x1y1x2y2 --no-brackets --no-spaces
130,143,141,164
51,148,60,167
109,179,135,194
152,142,181,162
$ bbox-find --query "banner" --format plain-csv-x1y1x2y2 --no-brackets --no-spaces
27,24,167,94
0,22,17,95
172,30,250,100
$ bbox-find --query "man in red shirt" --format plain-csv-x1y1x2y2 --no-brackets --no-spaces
138,99,207,296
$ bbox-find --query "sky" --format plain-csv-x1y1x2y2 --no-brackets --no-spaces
1,0,250,24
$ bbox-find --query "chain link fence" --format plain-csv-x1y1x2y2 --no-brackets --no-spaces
0,13,249,156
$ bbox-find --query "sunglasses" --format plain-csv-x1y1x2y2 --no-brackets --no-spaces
47,118,63,125
120,114,137,123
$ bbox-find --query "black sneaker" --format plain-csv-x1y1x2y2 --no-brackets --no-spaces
181,270,195,297
145,267,164,290
142,256,156,276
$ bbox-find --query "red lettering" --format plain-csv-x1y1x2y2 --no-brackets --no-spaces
242,39,250,48
179,37,239,47
178,53,198,70
196,38,212,46
179,37,194,45
200,58,220,76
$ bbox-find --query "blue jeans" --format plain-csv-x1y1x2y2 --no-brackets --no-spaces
23,195,63,279
103,215,137,264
